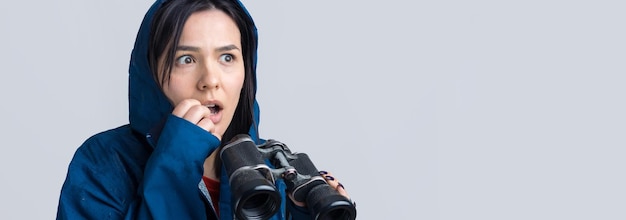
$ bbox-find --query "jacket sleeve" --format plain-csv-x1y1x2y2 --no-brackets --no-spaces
57,115,220,220
129,115,219,219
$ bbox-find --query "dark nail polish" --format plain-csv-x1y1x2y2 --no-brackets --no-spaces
319,171,328,175
325,175,335,181
337,182,345,189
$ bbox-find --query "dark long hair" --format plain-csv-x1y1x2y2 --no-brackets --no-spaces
148,0,258,146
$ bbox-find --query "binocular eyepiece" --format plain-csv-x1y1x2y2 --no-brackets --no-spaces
220,134,357,220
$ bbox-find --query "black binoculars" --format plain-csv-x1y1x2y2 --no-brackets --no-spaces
220,134,357,220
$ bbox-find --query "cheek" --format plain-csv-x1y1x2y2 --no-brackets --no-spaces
227,71,246,101
221,73,245,131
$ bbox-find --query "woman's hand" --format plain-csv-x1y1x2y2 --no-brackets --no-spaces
171,99,221,140
318,171,350,200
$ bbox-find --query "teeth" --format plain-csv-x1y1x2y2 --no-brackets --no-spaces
206,104,219,114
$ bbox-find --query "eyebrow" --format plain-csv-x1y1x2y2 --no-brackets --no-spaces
215,44,240,53
176,45,200,52
175,44,240,53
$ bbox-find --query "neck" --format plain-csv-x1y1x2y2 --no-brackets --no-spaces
203,151,220,181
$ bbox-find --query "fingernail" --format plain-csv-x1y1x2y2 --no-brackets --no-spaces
325,175,335,181
319,171,328,175
337,182,345,189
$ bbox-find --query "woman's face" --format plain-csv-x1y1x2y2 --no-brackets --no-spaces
159,9,244,138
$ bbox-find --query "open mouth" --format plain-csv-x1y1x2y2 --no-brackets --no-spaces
206,104,221,115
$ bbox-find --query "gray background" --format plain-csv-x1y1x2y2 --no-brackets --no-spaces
1,0,624,219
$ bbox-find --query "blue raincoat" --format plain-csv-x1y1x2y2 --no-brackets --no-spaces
57,0,309,219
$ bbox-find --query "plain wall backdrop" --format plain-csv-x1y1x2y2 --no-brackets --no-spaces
1,0,625,219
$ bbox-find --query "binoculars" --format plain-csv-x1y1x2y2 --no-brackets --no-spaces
220,134,357,220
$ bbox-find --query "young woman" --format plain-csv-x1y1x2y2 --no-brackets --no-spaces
56,0,352,219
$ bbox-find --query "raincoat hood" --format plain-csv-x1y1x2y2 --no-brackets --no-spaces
128,0,260,139
128,0,170,136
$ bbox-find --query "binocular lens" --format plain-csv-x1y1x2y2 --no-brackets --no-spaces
222,135,281,220
233,178,281,220
239,185,279,220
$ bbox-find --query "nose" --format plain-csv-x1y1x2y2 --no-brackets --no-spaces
198,61,220,90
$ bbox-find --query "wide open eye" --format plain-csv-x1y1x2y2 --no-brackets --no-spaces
219,54,234,63
175,55,195,65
